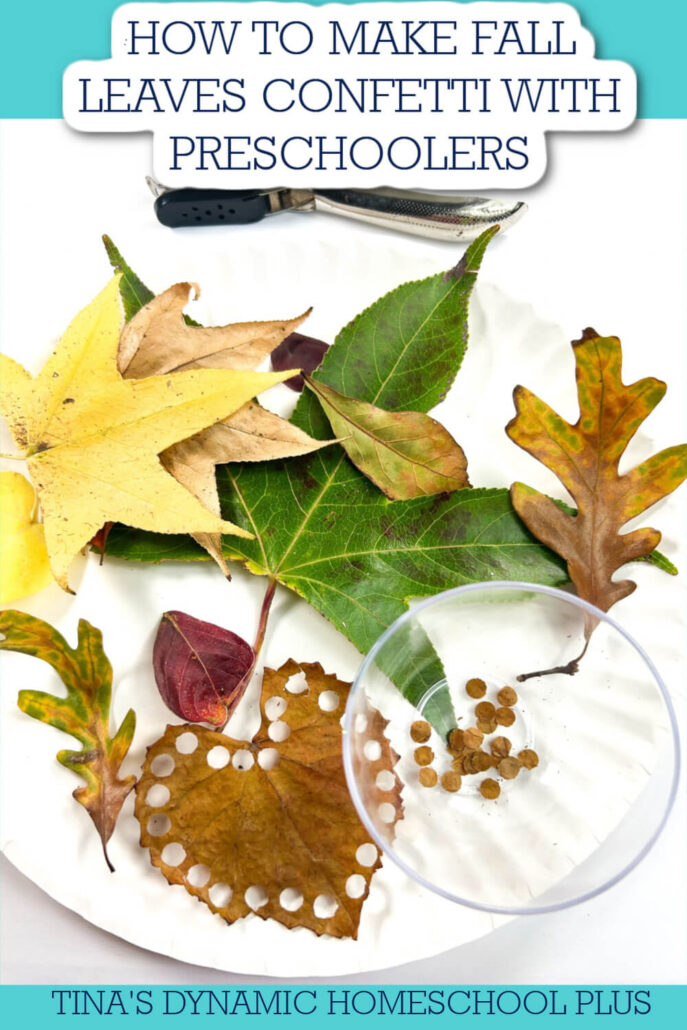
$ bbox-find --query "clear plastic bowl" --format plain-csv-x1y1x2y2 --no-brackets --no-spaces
343,582,680,914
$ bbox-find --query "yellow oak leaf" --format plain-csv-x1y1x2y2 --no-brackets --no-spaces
0,277,294,590
0,471,52,603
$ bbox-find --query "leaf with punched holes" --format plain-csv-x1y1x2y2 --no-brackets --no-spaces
136,660,402,938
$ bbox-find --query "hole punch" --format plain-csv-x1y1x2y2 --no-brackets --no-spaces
187,864,211,888
375,770,395,791
176,732,198,755
265,696,287,721
147,813,171,837
150,754,175,777
161,842,186,867
279,887,304,912
146,784,170,808
209,882,233,907
346,874,366,899
363,740,382,762
268,721,290,743
285,671,308,694
313,894,338,919
318,690,339,712
378,802,396,824
355,714,368,734
207,746,230,769
232,749,254,771
355,843,378,867
257,748,280,770
245,885,269,910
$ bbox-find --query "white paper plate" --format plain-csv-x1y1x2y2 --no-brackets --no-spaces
1,238,684,976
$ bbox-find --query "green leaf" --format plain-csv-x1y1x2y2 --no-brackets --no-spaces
0,610,136,871
638,549,678,575
102,234,154,321
100,232,675,731
102,229,566,731
304,375,470,499
102,234,201,327
300,225,500,423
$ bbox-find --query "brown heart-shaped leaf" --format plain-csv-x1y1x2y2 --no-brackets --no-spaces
135,660,402,938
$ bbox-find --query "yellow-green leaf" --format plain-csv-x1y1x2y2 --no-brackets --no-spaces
506,329,687,615
304,376,469,499
0,610,136,870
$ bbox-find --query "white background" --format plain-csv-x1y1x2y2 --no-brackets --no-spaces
0,118,685,984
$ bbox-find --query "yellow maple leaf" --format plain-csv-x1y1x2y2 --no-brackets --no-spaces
0,471,52,603
0,277,294,590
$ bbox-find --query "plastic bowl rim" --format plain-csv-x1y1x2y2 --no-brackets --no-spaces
342,579,681,916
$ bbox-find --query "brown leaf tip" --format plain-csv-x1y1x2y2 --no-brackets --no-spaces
442,253,468,283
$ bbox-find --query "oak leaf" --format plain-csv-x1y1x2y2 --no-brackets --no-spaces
0,276,294,589
153,610,255,726
0,610,136,871
0,471,52,602
136,660,402,938
305,375,470,498
507,329,687,619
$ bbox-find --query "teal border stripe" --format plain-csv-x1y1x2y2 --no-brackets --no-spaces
0,0,684,118
0,985,686,1025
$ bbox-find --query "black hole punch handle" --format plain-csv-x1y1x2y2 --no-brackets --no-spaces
154,189,270,228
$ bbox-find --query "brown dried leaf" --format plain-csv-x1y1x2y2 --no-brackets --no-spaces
136,660,402,939
116,284,331,572
118,282,311,377
161,402,333,571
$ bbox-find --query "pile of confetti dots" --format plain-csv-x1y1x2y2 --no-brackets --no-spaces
409,677,539,800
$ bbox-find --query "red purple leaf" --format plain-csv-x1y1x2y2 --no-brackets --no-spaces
153,611,255,726
271,332,329,391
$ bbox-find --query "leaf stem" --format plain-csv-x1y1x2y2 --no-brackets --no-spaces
102,841,115,874
217,577,277,733
0,451,27,461
516,637,590,682
253,577,277,659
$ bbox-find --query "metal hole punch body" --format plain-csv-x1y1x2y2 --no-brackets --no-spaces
147,179,526,241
